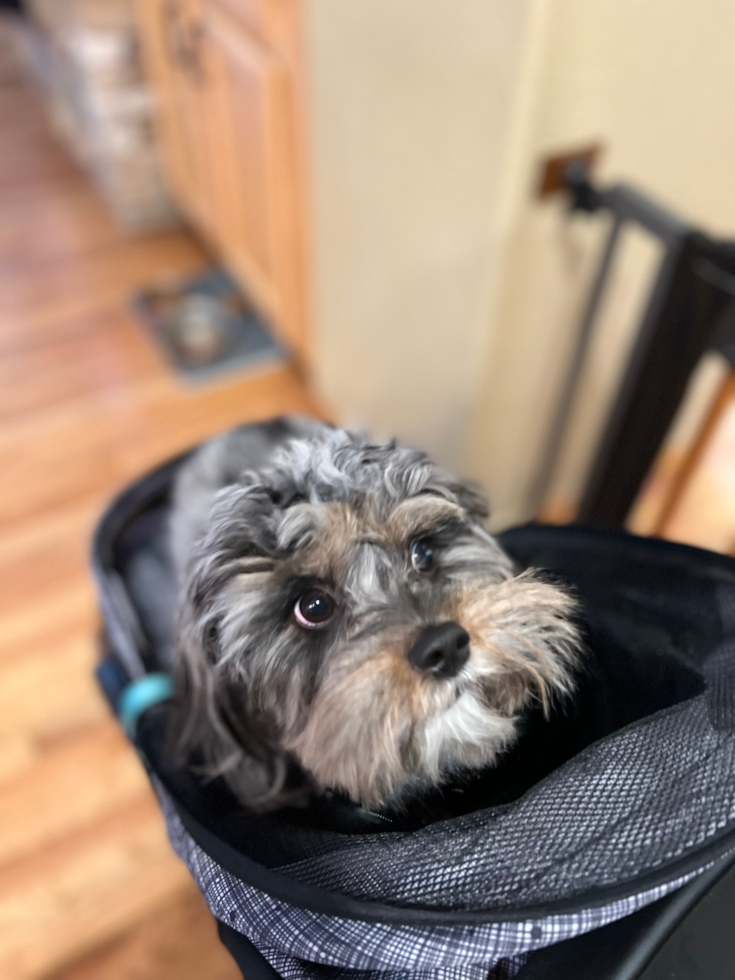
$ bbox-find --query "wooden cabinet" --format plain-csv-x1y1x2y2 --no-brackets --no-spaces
212,0,293,49
135,0,308,362
135,0,214,228
204,2,302,344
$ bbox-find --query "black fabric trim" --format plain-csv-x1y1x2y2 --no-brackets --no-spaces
498,522,735,581
167,786,735,926
91,452,191,679
216,919,282,980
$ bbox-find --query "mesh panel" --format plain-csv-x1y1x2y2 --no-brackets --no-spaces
157,780,708,978
272,696,735,910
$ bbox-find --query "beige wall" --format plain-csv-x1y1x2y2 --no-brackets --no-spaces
465,0,735,528
305,0,735,528
305,0,537,469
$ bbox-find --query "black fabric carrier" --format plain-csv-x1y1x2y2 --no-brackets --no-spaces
92,447,735,980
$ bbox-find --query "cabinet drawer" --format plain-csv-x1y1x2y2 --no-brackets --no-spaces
210,0,293,51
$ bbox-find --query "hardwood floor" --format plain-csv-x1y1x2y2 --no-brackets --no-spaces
0,16,321,980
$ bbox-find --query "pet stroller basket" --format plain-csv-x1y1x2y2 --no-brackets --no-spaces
92,431,735,980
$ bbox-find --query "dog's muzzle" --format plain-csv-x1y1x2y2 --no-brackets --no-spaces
407,622,470,678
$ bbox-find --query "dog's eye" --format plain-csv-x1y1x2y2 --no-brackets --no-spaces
294,588,335,628
411,540,434,572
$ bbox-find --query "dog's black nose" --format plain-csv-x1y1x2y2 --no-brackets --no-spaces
408,622,470,678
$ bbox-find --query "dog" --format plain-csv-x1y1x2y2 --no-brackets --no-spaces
168,418,585,822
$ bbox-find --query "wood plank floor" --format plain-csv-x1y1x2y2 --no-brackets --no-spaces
0,17,321,980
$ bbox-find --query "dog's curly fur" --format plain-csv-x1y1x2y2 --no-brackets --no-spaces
169,418,583,811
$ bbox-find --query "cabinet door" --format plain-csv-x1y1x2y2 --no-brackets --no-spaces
204,1,304,354
213,0,292,51
135,0,215,230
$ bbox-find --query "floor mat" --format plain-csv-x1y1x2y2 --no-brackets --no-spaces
132,268,284,382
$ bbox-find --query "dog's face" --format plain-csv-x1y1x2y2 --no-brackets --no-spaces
174,431,582,810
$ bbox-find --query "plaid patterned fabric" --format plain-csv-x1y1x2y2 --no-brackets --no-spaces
156,783,704,980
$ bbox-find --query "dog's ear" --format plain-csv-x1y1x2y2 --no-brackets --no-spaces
168,592,311,812
450,478,490,524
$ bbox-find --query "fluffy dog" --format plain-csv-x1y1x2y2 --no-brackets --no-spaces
169,418,584,816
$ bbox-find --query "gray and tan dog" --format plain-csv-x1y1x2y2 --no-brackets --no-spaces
169,418,583,813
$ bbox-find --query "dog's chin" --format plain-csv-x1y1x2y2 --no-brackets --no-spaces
344,689,522,810
288,675,525,811
416,689,518,785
